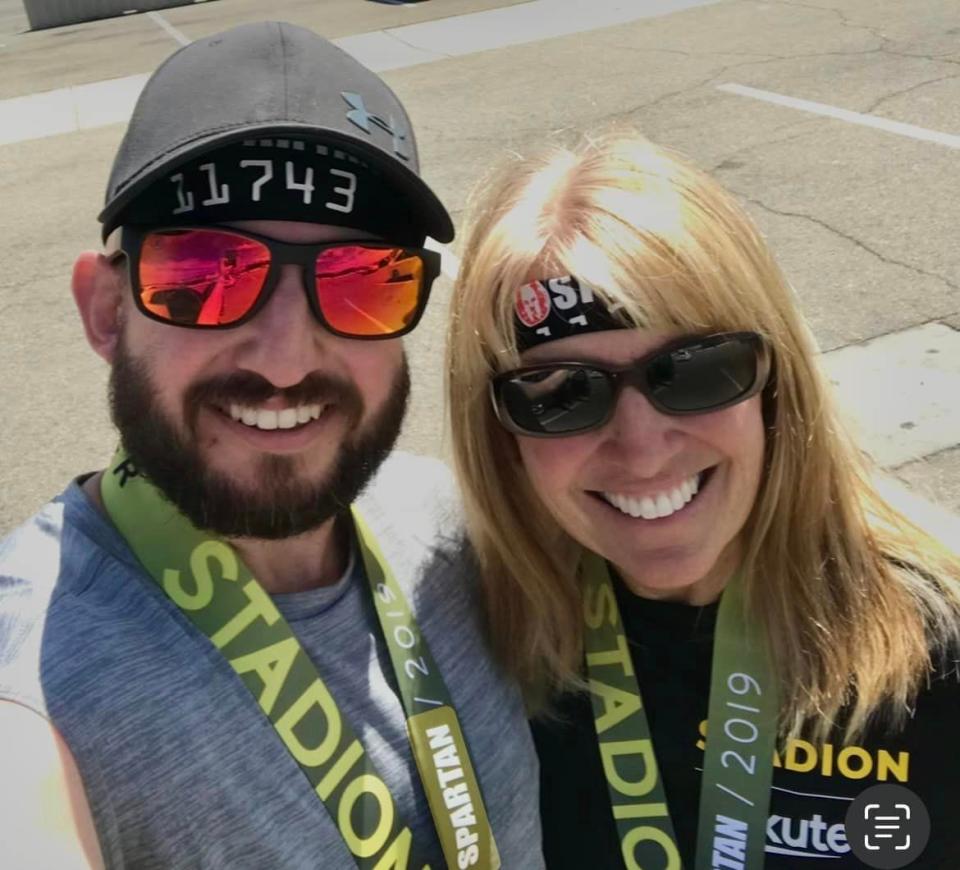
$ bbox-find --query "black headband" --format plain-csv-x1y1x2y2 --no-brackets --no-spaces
115,139,424,245
514,276,629,351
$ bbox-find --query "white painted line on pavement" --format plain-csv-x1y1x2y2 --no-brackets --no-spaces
335,29,445,72
75,74,152,128
147,11,191,47
0,74,149,146
718,83,960,150
359,0,720,71
0,87,75,144
1,0,719,147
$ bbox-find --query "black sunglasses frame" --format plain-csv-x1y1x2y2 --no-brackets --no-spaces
105,225,442,340
490,331,771,437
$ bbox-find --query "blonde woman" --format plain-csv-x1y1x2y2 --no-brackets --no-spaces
447,132,960,869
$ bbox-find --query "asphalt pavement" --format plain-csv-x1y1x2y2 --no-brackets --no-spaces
1,0,958,534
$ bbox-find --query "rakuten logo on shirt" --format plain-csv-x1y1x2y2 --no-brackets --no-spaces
766,813,850,859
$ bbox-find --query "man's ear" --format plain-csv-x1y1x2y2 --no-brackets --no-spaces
72,252,123,364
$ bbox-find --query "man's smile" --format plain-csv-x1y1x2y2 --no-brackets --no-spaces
205,401,339,455
226,402,328,431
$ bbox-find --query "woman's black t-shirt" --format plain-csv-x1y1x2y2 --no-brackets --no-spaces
532,582,960,868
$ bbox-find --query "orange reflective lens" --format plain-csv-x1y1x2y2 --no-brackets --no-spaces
132,228,429,337
314,246,424,337
139,229,269,326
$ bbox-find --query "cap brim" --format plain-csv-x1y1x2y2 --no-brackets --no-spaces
99,123,455,243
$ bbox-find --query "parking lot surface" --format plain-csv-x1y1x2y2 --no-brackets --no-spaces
1,0,958,533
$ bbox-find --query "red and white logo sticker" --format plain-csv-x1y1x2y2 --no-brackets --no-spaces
516,281,551,327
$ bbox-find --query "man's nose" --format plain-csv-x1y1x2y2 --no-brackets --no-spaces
600,385,686,475
234,264,328,388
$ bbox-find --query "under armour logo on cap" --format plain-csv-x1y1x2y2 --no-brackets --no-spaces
342,92,410,161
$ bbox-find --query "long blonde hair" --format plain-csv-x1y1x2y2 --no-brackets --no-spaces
446,130,960,742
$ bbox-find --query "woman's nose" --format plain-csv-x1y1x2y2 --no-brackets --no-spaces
600,384,686,474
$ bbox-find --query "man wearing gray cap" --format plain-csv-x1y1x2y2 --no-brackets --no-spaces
0,22,541,870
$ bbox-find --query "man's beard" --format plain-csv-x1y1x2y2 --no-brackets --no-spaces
108,334,409,540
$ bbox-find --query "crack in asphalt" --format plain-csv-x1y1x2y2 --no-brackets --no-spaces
395,3,960,239
884,49,960,69
558,43,957,124
385,30,453,60
824,316,960,353
379,1,959,143
608,53,797,118
742,195,960,293
893,442,960,472
780,47,886,59
764,0,894,47
865,72,960,114
590,36,960,155
597,43,782,61
459,46,955,149
586,26,959,75
708,120,822,173
611,78,714,117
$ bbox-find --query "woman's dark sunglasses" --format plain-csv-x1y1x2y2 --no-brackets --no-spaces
105,225,441,339
491,331,771,437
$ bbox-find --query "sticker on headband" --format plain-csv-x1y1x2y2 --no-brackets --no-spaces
516,281,552,327
514,276,627,351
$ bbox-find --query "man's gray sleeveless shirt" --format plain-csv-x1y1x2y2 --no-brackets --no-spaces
0,453,543,868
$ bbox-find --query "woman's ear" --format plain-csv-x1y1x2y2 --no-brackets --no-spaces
72,252,123,364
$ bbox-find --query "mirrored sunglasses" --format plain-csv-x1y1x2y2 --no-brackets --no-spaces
106,225,441,339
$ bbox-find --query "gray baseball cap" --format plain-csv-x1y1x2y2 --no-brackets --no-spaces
99,21,454,243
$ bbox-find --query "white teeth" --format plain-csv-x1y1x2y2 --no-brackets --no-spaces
228,403,325,431
276,409,297,430
256,410,278,430
602,471,706,521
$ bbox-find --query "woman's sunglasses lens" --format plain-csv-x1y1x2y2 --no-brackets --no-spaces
501,367,613,435
139,229,270,326
314,246,424,337
649,336,758,411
